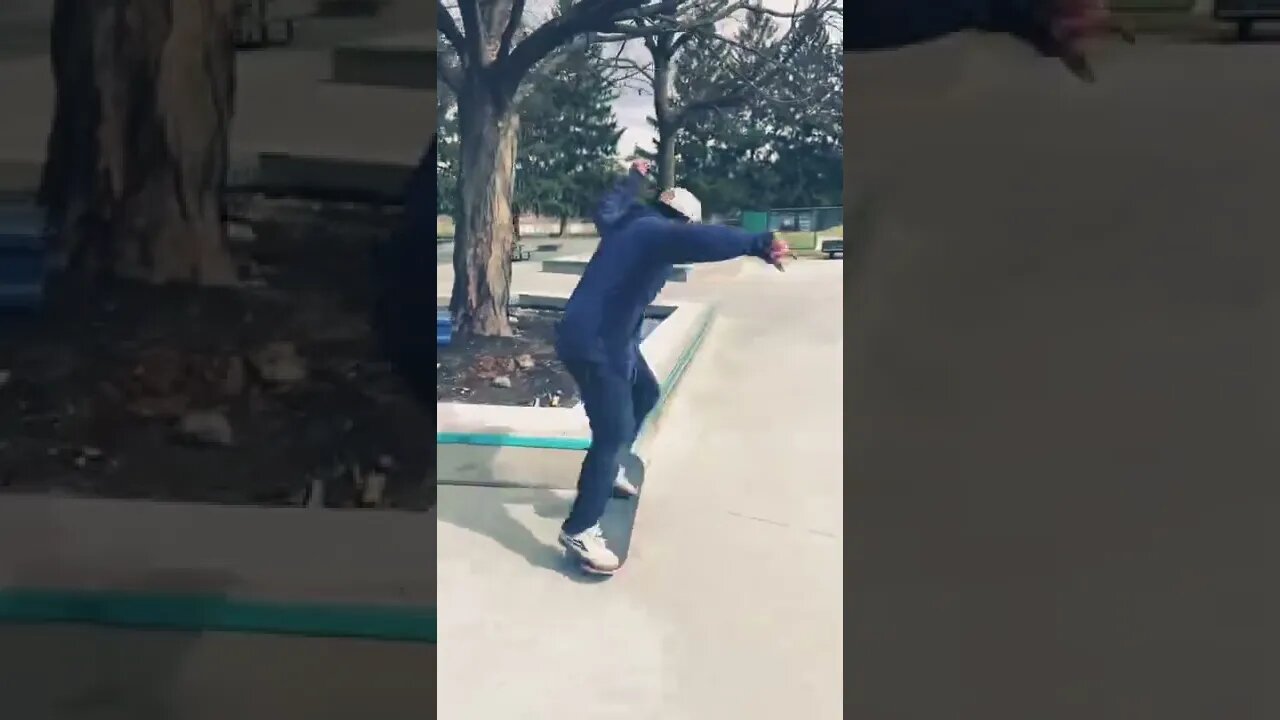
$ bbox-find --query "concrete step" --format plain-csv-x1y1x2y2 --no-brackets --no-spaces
330,34,434,90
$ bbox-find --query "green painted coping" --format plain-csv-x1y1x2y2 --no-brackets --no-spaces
437,308,715,449
0,589,436,644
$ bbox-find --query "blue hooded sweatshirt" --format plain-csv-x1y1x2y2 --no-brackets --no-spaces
555,169,774,373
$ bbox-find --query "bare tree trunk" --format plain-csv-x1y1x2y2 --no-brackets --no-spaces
651,36,678,191
449,79,519,337
40,0,237,286
557,215,568,237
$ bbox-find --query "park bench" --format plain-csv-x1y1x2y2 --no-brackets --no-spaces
235,0,300,48
1214,0,1280,39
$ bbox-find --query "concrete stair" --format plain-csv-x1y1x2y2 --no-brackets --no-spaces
330,33,434,90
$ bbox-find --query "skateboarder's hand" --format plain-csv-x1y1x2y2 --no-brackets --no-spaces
1051,0,1134,81
630,159,652,176
767,233,793,272
1006,0,1134,83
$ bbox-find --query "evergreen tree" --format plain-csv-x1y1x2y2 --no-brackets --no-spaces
516,43,622,234
764,17,842,208
436,85,460,221
671,14,842,214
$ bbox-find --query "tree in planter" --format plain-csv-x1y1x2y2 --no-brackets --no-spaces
39,0,238,286
438,0,837,336
436,41,619,240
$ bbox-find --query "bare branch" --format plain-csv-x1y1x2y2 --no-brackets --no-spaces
457,0,484,66
666,0,837,33
500,0,643,96
438,2,467,58
497,0,527,60
512,34,597,107
671,28,699,51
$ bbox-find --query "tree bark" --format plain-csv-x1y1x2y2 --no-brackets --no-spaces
651,35,678,191
40,0,237,286
449,79,519,337
557,215,568,237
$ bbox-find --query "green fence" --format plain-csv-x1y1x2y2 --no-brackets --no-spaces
741,207,843,250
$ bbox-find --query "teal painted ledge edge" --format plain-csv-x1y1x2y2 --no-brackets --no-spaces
437,305,716,450
0,589,436,644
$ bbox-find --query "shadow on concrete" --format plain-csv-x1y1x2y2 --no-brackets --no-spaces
435,436,646,583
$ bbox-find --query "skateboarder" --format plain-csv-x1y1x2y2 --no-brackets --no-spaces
554,158,790,575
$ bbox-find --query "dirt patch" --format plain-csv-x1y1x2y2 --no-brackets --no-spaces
436,309,581,408
0,196,432,511
436,309,663,407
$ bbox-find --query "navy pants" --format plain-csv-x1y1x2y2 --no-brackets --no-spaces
561,353,661,535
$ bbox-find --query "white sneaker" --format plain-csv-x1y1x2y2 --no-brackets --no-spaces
558,525,621,575
612,466,639,499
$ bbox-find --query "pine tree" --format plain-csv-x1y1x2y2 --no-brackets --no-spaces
671,13,842,214
764,18,842,208
516,44,622,235
436,85,460,221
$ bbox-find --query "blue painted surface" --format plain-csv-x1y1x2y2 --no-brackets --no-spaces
0,589,435,644
0,204,47,310
436,310,452,346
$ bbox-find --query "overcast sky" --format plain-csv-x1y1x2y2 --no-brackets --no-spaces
605,0,842,158
443,0,842,159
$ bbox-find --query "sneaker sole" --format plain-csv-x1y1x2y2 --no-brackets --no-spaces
558,536,619,576
577,561,617,577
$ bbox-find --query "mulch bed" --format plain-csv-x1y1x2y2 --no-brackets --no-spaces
435,308,581,408
0,196,432,511
436,309,663,408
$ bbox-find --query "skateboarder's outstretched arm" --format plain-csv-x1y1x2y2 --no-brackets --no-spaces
648,220,776,265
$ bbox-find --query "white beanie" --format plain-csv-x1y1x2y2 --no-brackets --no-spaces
659,187,702,223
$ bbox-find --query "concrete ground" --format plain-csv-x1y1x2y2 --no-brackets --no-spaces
437,259,843,719
848,36,1280,717
0,624,434,720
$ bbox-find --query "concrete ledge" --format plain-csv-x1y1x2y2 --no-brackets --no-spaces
331,34,435,90
0,496,435,642
437,292,717,489
541,253,744,283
